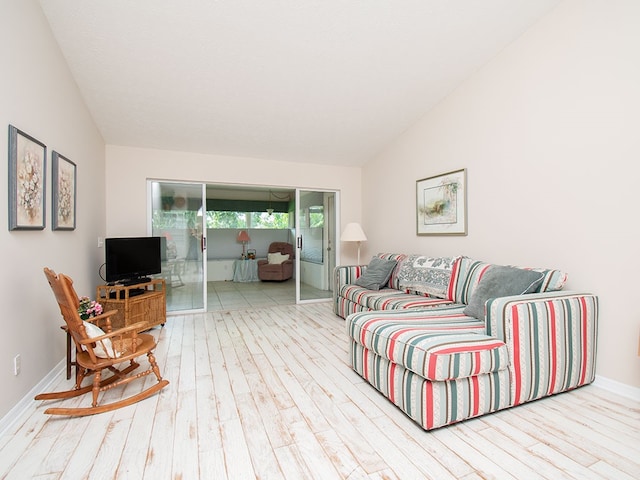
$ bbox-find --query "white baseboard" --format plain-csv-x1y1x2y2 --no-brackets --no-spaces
593,375,640,402
0,359,65,438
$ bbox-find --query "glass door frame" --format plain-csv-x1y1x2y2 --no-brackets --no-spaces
295,188,340,304
148,180,207,315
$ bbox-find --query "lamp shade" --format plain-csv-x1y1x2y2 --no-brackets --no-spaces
340,223,367,242
237,230,250,242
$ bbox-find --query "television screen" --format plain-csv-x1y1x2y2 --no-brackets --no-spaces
105,236,162,284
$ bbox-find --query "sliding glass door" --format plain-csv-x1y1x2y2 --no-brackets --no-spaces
296,189,338,303
149,181,206,313
148,182,339,312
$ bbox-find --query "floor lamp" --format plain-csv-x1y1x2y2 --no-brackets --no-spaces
340,223,367,265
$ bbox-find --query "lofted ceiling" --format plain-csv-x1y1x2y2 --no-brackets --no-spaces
38,0,560,167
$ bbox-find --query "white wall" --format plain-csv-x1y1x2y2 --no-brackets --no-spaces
0,0,106,419
105,145,362,264
363,0,640,388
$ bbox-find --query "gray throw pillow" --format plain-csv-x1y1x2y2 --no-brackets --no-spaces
464,266,544,319
354,257,398,290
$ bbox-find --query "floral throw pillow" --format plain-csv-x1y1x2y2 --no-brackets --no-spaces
397,255,459,299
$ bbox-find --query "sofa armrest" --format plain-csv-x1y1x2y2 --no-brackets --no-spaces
333,264,366,294
485,291,598,405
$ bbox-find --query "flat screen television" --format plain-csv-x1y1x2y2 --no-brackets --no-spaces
105,236,162,285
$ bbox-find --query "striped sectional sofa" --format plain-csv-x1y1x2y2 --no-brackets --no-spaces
334,254,598,430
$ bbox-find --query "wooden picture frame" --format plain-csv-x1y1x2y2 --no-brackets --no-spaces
52,151,77,230
8,125,46,230
416,168,467,236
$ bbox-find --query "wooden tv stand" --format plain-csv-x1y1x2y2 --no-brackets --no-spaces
96,278,166,333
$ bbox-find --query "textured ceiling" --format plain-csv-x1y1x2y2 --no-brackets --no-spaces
38,0,560,167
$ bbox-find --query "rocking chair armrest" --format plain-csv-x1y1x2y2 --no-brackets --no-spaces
84,310,119,332
112,322,147,336
111,321,148,337
84,310,118,323
78,321,145,346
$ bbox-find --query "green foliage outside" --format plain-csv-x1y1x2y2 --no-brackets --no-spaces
152,210,196,230
206,211,247,228
309,211,324,228
153,210,292,230
250,212,290,229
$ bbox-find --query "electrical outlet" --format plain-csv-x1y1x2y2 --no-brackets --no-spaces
13,354,21,376
97,237,104,248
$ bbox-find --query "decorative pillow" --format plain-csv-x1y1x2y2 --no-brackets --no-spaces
463,266,544,319
82,321,119,359
373,253,407,289
354,257,398,290
510,265,568,292
267,252,290,264
397,255,459,299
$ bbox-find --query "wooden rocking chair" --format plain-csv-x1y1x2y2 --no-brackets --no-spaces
36,268,169,416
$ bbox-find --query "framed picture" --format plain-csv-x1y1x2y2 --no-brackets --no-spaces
8,125,46,230
416,168,467,236
52,151,77,230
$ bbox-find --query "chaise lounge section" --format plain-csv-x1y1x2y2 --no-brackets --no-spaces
334,254,598,430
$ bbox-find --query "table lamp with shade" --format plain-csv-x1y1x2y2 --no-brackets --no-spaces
340,222,367,265
237,230,251,259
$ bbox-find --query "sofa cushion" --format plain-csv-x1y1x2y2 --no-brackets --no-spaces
397,255,459,299
354,257,398,290
463,266,544,319
448,257,492,304
346,308,508,381
339,284,452,310
449,257,568,304
350,341,512,430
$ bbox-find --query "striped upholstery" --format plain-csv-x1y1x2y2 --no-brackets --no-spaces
334,265,366,316
449,257,569,305
334,296,371,318
334,255,569,318
350,342,512,430
333,264,365,292
485,292,598,405
339,284,452,311
347,308,508,381
345,288,598,430
333,254,448,318
448,257,492,304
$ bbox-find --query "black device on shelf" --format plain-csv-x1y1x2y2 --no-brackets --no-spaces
108,288,146,299
105,236,162,285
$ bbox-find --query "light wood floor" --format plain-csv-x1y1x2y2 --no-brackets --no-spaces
1,303,639,479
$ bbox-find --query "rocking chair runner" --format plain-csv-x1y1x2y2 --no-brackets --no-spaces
36,268,169,416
